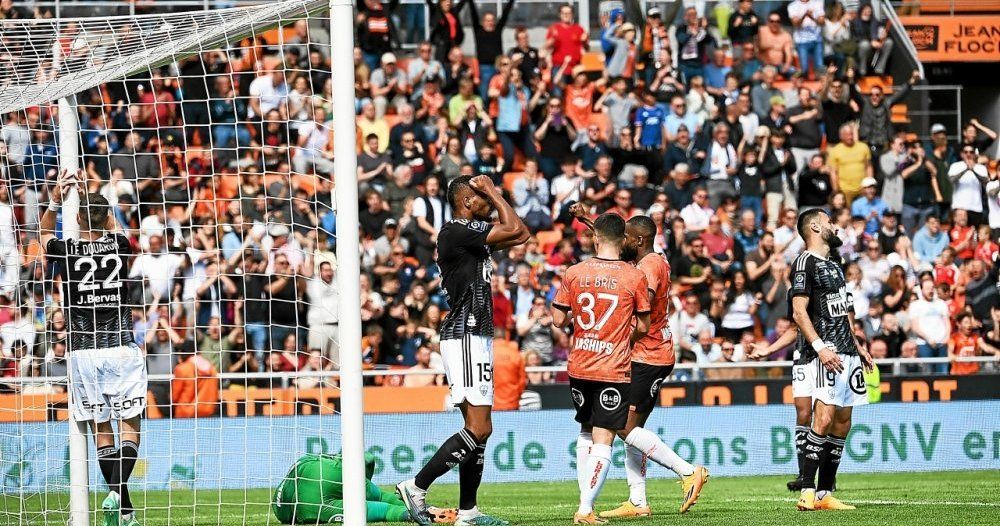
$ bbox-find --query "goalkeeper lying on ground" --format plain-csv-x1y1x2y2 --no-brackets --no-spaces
273,453,456,523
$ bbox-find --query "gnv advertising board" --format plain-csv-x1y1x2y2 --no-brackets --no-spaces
2,401,997,492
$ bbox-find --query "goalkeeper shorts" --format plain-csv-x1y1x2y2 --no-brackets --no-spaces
69,344,148,423
440,335,494,407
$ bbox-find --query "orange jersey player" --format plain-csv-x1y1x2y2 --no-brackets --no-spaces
559,211,709,522
552,213,649,524
556,252,650,384
608,214,707,518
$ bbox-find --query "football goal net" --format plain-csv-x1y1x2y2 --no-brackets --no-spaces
0,0,367,524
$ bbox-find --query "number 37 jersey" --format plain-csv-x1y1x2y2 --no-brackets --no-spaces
47,234,136,351
554,257,650,383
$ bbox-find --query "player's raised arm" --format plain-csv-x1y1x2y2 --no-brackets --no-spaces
40,169,80,248
468,175,529,249
568,202,595,231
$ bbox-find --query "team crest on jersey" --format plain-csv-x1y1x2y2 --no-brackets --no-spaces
599,388,622,410
480,384,489,396
650,378,664,399
571,388,585,407
849,367,866,394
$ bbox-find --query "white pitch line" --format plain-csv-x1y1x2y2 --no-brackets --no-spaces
486,498,1000,510
727,497,1000,507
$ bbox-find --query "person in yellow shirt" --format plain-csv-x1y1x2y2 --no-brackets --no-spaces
357,98,390,152
828,124,873,204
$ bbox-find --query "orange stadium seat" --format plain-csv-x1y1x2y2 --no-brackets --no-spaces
858,75,894,94
503,171,525,193
580,52,605,73
292,173,319,196
916,0,1000,13
587,113,611,140
891,104,911,124
536,229,563,253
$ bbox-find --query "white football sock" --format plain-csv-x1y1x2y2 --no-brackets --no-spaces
816,490,830,501
578,443,612,516
576,431,593,493
625,444,648,507
625,427,695,478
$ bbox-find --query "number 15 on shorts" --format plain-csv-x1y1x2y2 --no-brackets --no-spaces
477,363,492,382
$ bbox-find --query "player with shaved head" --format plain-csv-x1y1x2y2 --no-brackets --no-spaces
397,175,528,526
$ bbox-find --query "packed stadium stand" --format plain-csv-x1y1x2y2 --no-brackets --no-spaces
0,0,996,411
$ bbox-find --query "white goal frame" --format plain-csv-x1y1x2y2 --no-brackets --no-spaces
4,0,367,524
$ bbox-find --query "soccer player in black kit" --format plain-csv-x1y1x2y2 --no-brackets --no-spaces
41,170,146,526
789,208,874,512
397,175,528,526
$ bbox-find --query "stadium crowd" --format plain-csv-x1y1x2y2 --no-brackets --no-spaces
0,1,999,413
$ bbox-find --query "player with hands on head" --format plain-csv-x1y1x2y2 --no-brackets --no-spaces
42,169,144,526
397,174,528,526
788,208,873,512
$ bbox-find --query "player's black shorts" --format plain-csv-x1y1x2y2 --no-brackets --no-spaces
630,362,674,414
569,377,629,430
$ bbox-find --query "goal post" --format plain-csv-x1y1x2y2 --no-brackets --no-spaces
329,0,366,524
0,0,366,524
57,91,89,526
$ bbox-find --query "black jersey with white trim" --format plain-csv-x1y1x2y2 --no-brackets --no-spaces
790,250,855,364
438,219,495,339
46,234,136,351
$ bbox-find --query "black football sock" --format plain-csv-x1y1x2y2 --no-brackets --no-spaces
794,426,809,478
799,431,827,490
817,435,845,493
459,443,486,511
414,429,480,491
96,445,118,489
119,440,139,514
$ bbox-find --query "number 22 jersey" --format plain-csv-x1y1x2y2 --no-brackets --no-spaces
46,234,136,351
553,257,651,383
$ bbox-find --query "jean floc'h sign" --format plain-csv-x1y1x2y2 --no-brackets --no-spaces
902,16,1000,62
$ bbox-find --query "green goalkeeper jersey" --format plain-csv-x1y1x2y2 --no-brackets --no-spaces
272,453,408,524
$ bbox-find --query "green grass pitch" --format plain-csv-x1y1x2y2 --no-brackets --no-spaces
5,471,998,525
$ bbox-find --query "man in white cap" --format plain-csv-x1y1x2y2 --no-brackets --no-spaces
606,22,638,79
850,177,889,236
370,52,410,118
